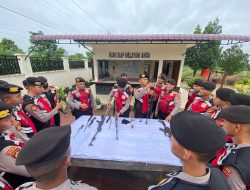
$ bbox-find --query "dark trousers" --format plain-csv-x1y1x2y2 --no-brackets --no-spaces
158,111,170,120
134,110,147,118
120,108,130,118
54,113,61,126
74,108,93,119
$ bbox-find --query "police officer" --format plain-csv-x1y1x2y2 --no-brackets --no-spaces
37,76,61,126
0,102,32,188
152,73,167,116
210,88,236,120
67,77,97,119
187,81,215,114
114,73,133,93
107,77,132,118
134,74,154,118
184,79,203,110
213,105,250,190
155,79,181,122
16,126,97,190
149,111,230,190
0,176,13,190
0,83,37,138
22,77,62,132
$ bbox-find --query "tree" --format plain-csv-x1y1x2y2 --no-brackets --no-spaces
0,38,24,55
185,18,222,76
219,44,249,86
29,31,66,59
86,51,93,61
69,53,86,60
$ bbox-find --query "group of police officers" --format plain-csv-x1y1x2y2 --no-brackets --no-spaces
0,72,249,190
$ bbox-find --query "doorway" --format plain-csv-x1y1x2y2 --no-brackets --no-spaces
162,60,181,84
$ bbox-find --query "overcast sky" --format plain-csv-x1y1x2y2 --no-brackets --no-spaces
0,0,250,55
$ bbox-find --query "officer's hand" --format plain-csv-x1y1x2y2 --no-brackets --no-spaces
80,103,88,109
56,101,63,110
165,115,172,122
93,107,97,113
116,112,121,117
107,100,111,107
154,112,158,117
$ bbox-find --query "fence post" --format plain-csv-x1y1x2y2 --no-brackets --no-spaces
14,54,33,77
62,57,70,87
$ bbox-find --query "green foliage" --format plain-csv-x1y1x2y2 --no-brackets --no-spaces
56,86,69,111
0,38,24,55
235,79,250,95
185,18,222,74
219,44,249,75
69,53,86,60
182,66,194,79
187,76,202,88
86,51,93,60
29,31,66,59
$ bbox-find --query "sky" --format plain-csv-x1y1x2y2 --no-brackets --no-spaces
0,0,250,55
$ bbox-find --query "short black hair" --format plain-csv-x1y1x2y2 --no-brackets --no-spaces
196,152,217,163
121,73,127,77
22,80,28,87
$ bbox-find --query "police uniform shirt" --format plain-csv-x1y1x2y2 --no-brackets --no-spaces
23,95,58,123
219,144,250,190
108,89,131,114
0,131,30,177
148,169,211,190
16,179,98,190
67,88,97,110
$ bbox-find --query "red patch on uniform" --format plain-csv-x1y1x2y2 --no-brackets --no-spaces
31,105,37,111
223,167,232,177
5,146,20,159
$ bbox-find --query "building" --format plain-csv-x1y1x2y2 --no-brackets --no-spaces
32,34,250,95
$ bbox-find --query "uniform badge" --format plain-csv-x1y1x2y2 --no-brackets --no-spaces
122,95,125,100
0,110,10,119
9,87,19,93
222,167,232,177
5,146,20,159
114,92,118,97
31,105,37,111
201,103,207,108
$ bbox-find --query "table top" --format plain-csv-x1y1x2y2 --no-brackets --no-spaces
70,116,182,171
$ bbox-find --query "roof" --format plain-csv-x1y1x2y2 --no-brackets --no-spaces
32,34,250,45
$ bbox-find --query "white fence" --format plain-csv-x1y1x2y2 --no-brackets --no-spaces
0,54,93,88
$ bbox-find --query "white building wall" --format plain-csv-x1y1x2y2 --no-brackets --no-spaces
0,54,92,88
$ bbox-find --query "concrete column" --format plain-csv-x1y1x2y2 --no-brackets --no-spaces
84,59,88,69
157,59,163,77
15,54,33,77
62,57,70,86
93,58,98,82
177,56,186,87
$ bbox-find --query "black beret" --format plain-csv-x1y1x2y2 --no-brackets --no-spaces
117,77,127,88
216,88,236,101
0,83,23,94
217,105,250,123
121,73,127,77
22,80,28,87
201,82,216,91
194,79,203,86
158,73,167,81
0,102,13,119
170,111,226,153
229,93,250,106
166,79,176,86
139,74,148,79
0,80,8,85
75,77,85,83
16,125,71,166
26,77,43,86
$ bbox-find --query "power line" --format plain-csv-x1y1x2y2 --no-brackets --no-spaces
0,4,65,34
70,0,109,33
